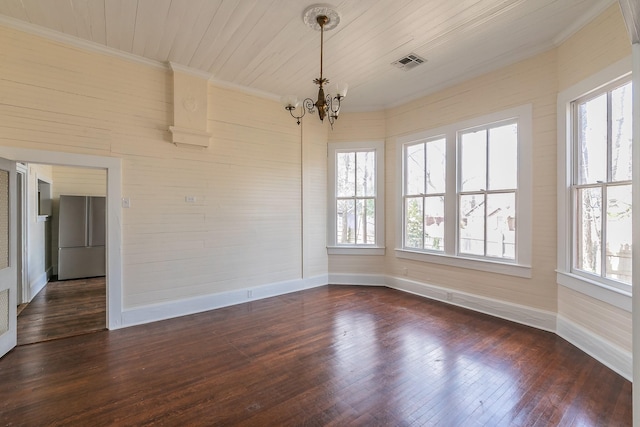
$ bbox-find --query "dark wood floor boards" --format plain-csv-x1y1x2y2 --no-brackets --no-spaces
17,276,106,345
0,285,632,426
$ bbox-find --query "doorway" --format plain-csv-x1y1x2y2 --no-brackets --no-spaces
0,146,123,351
17,165,108,345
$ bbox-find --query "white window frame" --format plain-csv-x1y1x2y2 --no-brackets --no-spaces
396,105,532,278
327,140,385,255
557,56,632,311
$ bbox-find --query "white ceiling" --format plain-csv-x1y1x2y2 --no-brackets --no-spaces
0,0,617,112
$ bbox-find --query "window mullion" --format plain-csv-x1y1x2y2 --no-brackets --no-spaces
601,184,607,279
423,143,427,249
602,91,611,279
607,91,613,183
484,130,490,257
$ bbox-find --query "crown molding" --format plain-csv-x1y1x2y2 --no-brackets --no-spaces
168,62,213,81
0,14,284,103
618,0,640,43
209,78,281,102
553,0,618,46
0,14,167,71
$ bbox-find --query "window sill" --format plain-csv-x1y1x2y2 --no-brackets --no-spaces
327,246,386,256
395,249,532,278
556,271,631,312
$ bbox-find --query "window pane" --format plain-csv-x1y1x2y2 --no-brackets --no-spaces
606,185,632,284
460,130,487,192
611,83,633,182
488,123,517,190
356,151,376,197
577,94,607,184
337,199,356,244
337,152,355,197
426,138,446,194
486,192,516,259
424,196,445,251
459,194,485,255
576,187,602,275
405,197,423,249
357,198,376,245
406,143,425,195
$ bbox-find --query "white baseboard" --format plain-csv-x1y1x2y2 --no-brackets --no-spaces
386,276,557,332
29,271,48,300
556,315,632,381
328,273,387,286
118,274,329,329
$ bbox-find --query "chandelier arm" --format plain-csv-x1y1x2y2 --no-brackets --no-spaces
303,97,316,114
328,113,335,129
287,105,305,125
329,94,342,114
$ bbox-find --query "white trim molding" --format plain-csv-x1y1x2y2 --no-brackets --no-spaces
121,274,329,328
396,104,533,274
395,249,532,278
327,140,385,253
328,273,387,286
0,147,123,330
557,315,632,381
29,271,48,301
556,271,631,312
386,276,556,332
556,55,633,305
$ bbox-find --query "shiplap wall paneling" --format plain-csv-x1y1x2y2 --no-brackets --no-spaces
1,24,326,313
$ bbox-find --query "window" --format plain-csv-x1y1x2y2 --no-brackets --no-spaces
458,122,517,259
328,141,384,255
571,79,632,287
397,105,532,278
404,137,446,251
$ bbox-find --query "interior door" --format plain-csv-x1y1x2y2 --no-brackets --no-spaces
0,158,17,359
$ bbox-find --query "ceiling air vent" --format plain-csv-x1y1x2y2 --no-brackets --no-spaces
391,53,426,71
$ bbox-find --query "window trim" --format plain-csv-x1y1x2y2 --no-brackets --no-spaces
396,104,532,278
557,55,632,310
327,140,385,255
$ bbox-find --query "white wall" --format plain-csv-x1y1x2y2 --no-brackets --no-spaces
26,164,52,298
1,24,329,321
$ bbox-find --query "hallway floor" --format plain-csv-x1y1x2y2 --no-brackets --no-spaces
17,276,106,346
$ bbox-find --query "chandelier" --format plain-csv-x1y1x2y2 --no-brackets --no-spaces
282,5,348,129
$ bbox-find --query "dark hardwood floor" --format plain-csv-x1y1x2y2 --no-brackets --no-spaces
17,276,106,346
0,285,631,426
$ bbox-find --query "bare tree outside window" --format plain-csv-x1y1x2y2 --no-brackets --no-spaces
403,138,446,251
573,80,632,284
336,151,376,245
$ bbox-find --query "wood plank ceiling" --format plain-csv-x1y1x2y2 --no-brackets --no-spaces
0,0,616,111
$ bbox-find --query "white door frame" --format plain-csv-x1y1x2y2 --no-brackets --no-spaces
0,147,123,329
0,158,17,358
16,163,28,304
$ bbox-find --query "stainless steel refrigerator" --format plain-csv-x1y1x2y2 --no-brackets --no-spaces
57,195,106,280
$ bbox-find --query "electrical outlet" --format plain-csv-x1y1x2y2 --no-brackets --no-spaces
446,292,453,301
185,196,196,203
247,290,253,299
121,197,131,208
